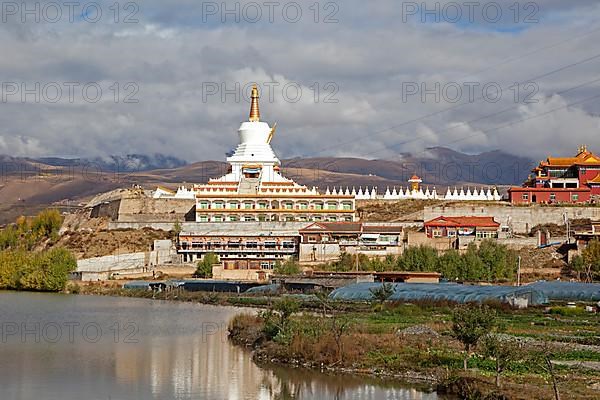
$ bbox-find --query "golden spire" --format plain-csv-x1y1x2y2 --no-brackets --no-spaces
249,84,260,122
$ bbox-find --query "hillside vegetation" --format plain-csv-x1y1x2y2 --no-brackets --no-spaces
0,210,77,291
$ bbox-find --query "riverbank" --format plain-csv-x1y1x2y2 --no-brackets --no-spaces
228,301,600,400
71,282,600,399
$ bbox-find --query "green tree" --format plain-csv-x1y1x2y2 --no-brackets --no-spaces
461,242,486,281
436,249,464,280
195,253,218,278
477,239,515,282
451,305,497,370
582,239,600,282
397,245,438,271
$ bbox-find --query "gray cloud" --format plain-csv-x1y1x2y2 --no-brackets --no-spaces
0,0,599,162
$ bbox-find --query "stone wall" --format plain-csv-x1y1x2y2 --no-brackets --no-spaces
117,197,195,223
424,204,600,234
90,199,121,220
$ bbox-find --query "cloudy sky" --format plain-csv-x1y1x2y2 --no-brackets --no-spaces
0,0,599,162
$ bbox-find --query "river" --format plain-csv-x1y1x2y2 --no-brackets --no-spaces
0,292,444,400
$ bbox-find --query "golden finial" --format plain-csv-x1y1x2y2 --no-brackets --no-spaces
249,84,260,122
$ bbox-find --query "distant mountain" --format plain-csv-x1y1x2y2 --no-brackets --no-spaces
283,147,535,187
32,154,188,172
0,148,535,224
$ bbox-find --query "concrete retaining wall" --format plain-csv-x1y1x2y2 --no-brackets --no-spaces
424,204,600,234
76,246,179,281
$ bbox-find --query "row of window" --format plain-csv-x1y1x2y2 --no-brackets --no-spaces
197,201,353,210
197,215,353,222
181,241,296,249
430,229,498,238
522,193,579,201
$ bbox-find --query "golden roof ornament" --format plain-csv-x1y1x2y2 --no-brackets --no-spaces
249,84,260,122
267,122,277,143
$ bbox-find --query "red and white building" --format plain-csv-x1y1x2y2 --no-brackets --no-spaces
509,146,600,204
424,216,500,239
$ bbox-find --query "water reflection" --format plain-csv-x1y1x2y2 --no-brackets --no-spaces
0,292,443,400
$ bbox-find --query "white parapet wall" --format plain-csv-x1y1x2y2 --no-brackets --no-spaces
329,186,501,201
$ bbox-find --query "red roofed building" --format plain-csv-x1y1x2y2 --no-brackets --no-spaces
508,146,600,204
424,216,500,239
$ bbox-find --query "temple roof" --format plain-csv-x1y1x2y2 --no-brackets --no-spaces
540,147,600,168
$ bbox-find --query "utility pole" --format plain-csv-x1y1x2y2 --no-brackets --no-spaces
517,256,521,286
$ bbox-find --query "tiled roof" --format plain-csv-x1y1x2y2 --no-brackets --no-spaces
544,151,600,167
425,216,499,228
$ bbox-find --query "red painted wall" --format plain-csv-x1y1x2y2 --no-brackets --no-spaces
509,189,591,204
578,169,600,184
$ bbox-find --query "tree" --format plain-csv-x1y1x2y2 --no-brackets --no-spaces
333,251,353,272
481,334,521,388
477,239,515,282
569,255,585,281
172,221,182,236
273,297,300,330
461,243,486,281
195,253,218,278
582,239,600,282
436,249,464,280
451,305,497,370
263,297,300,343
30,209,63,241
274,259,301,275
313,292,351,363
1,247,76,292
369,282,395,303
529,341,561,400
397,245,438,272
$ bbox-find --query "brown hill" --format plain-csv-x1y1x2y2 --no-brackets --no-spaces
0,148,532,224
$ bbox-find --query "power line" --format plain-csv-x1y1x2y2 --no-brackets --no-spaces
355,76,600,160
305,49,600,157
